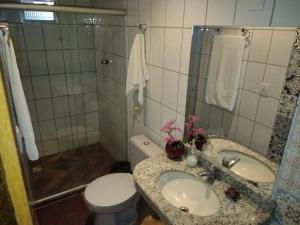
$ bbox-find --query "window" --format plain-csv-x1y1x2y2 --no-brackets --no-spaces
21,0,55,21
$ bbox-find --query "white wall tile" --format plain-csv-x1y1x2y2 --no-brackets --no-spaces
263,65,287,99
27,51,48,75
256,97,279,128
148,98,162,134
250,123,272,156
150,28,165,67
16,52,30,76
79,50,96,71
162,70,179,110
249,29,272,62
149,66,163,102
69,94,84,115
21,77,34,100
42,24,62,50
39,120,57,141
127,0,139,26
46,50,65,74
164,28,182,71
50,74,68,97
234,0,274,26
53,96,70,118
63,50,80,73
180,29,193,74
36,98,54,121
86,112,99,131
244,62,265,93
77,25,94,49
239,90,259,120
184,0,207,27
32,76,51,99
84,93,98,112
42,140,59,156
139,0,151,25
28,101,37,122
23,24,44,50
268,30,296,66
87,130,100,144
60,25,78,49
151,0,167,27
206,0,236,26
58,136,74,151
55,117,72,138
66,73,83,95
82,72,97,93
166,0,184,27
235,117,254,146
161,105,177,127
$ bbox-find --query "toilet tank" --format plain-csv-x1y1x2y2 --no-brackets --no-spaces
129,135,163,170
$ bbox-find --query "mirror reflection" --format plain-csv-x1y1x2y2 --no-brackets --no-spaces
185,26,298,197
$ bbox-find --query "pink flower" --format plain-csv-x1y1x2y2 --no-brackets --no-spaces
187,115,200,123
161,119,181,144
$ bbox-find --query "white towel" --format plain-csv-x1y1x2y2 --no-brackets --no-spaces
205,35,245,111
0,31,39,161
126,33,149,105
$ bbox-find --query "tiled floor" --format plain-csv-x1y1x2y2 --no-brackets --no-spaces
29,143,115,201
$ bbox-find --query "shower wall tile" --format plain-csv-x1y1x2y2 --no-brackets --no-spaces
77,25,94,49
49,74,68,97
69,94,85,115
23,24,44,50
46,50,65,74
21,77,34,100
16,51,30,76
63,51,80,74
27,51,48,75
58,136,74,152
61,25,78,49
31,76,51,99
39,120,57,141
42,140,59,156
35,98,54,121
42,24,62,50
53,96,70,118
55,117,72,138
79,50,96,71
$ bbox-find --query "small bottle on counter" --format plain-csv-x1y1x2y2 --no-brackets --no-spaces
186,139,198,168
202,139,213,156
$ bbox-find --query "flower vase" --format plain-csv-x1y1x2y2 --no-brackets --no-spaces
165,141,185,160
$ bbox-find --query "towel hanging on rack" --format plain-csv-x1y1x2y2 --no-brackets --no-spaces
126,33,149,105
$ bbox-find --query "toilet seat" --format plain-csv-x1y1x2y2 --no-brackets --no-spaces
85,173,136,208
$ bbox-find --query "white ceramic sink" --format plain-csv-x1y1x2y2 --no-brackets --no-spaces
217,150,275,183
158,171,220,216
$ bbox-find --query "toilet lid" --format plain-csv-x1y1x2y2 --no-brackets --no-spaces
84,173,136,207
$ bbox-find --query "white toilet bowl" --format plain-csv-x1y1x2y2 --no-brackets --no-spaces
84,135,163,225
84,173,139,225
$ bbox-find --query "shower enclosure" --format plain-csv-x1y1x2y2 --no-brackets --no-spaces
0,1,128,204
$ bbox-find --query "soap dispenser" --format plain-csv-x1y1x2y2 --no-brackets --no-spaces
202,139,213,156
186,139,198,168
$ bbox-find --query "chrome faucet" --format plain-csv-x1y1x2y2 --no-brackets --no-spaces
222,157,240,169
198,166,215,185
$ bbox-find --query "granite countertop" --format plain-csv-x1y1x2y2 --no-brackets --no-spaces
203,138,279,196
133,154,271,225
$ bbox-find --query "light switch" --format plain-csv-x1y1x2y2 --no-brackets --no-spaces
247,0,265,11
259,82,270,96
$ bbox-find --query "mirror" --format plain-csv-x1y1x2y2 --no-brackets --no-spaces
184,26,299,198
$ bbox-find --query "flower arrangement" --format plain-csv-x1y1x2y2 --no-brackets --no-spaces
160,119,181,144
160,119,185,160
185,115,204,139
184,114,207,151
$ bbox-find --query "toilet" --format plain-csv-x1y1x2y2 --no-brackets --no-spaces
84,135,163,225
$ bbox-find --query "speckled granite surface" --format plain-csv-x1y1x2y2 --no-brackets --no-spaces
201,139,278,197
133,154,271,225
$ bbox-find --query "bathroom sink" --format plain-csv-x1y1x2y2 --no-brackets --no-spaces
217,150,275,183
158,171,220,216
